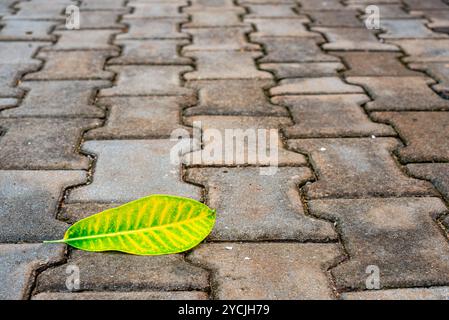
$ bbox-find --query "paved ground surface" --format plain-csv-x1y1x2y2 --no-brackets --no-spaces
1,0,449,300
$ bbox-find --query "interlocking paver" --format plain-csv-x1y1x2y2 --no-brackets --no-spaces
287,138,436,198
185,167,336,241
349,4,414,18
0,244,65,300
1,80,110,117
35,251,208,292
379,19,448,39
109,39,191,65
372,112,449,162
391,39,449,62
297,0,347,10
189,0,238,10
261,62,344,78
247,18,321,39
347,76,449,111
314,27,399,51
24,50,116,80
68,140,201,203
80,0,126,10
183,27,260,51
183,10,246,28
33,292,208,300
403,0,449,10
100,65,193,96
0,20,56,41
188,243,342,299
0,118,100,169
245,4,298,18
5,1,67,20
270,77,364,95
336,52,423,77
117,18,188,40
409,62,449,96
125,3,186,18
256,38,340,63
49,30,119,51
0,98,17,109
407,163,449,201
183,51,272,80
413,10,449,31
55,10,129,30
342,287,449,300
0,170,86,242
274,95,395,138
59,202,121,224
0,63,40,98
307,10,362,27
310,197,449,290
184,80,288,116
85,97,190,139
0,0,16,16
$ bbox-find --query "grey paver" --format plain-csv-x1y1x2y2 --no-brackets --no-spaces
274,94,396,138
68,140,201,203
5,1,66,20
403,0,449,10
117,18,188,40
246,4,298,18
125,3,186,18
298,0,347,10
261,62,344,78
183,27,260,51
0,63,40,97
185,167,336,241
49,30,119,51
80,0,126,10
307,10,362,27
0,170,86,242
247,18,322,39
409,62,449,95
183,11,246,28
188,243,342,299
1,80,110,117
55,10,129,30
350,4,414,19
0,244,65,300
0,20,57,41
33,291,208,300
270,77,364,95
287,138,436,199
412,10,449,31
310,197,449,290
0,118,100,169
407,163,449,201
391,39,449,62
379,19,448,39
342,287,449,300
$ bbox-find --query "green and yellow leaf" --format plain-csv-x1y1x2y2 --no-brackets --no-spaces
44,195,216,256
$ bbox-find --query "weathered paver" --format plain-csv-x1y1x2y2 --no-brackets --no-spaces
247,18,321,39
347,76,449,111
6,1,67,20
261,62,344,78
342,287,449,300
298,0,347,10
391,39,449,62
80,0,126,10
184,80,288,116
372,112,449,162
183,10,246,28
55,10,129,30
35,251,209,293
0,20,57,41
287,138,436,198
183,27,260,51
48,30,119,51
379,19,448,39
1,80,110,117
33,291,208,300
409,62,449,96
274,95,395,138
0,170,86,242
245,4,298,18
85,97,190,139
407,163,449,201
68,140,201,203
0,244,65,300
188,243,342,299
185,167,336,241
403,0,449,10
0,118,100,169
125,2,187,18
0,63,40,97
117,18,188,40
307,10,362,27
310,198,449,290
413,10,449,32
349,4,413,19
270,77,364,95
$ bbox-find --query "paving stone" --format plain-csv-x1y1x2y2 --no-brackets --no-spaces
239,0,295,3
33,291,208,300
68,140,201,203
270,77,364,95
403,0,449,10
184,79,289,116
56,10,129,30
407,163,449,201
372,112,449,162
109,39,191,65
49,30,119,51
183,10,246,28
185,167,336,241
0,170,86,242
117,18,188,40
183,27,260,51
347,76,449,111
0,42,45,64
0,63,40,97
0,244,65,300
0,118,100,169
379,19,447,39
6,1,66,20
80,0,126,10
1,80,110,117
409,62,449,96
261,62,344,78
188,243,342,299
183,51,271,80
350,4,415,18
345,0,400,3
287,138,436,198
391,39,449,62
307,10,363,27
125,3,186,18
247,18,321,39
35,251,208,293
314,27,399,51
274,95,396,138
0,0,16,16
310,197,449,290
24,50,116,80
412,10,449,32
0,20,56,41
59,202,122,224
336,52,423,77
100,66,193,96
298,0,347,10
189,0,239,10
85,96,189,139
257,38,340,63
0,98,17,109
342,287,449,300
183,115,308,166
246,4,298,17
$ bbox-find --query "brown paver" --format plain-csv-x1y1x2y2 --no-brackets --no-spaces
407,163,449,201
33,291,208,300
391,39,449,62
261,62,344,78
270,77,364,95
409,62,449,96
247,18,322,39
307,10,362,27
